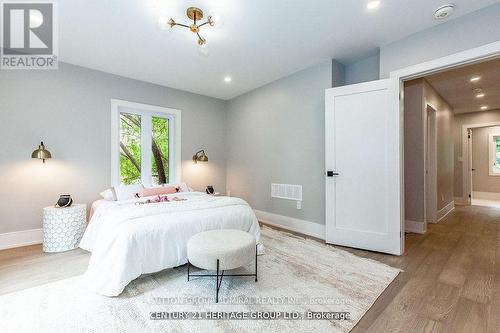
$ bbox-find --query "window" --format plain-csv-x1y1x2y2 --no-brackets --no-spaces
111,100,181,186
489,133,500,176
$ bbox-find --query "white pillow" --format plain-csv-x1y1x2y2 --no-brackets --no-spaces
113,184,144,201
99,188,116,201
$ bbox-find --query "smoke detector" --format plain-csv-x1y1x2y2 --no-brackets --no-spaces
434,4,455,20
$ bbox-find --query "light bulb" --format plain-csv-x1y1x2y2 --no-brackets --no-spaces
198,41,209,57
158,16,169,30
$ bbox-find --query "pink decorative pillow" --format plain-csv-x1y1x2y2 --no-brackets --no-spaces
136,186,179,198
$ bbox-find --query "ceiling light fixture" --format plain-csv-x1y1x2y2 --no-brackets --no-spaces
367,1,381,10
165,7,215,47
224,76,232,83
470,76,481,82
481,106,488,110
433,4,455,20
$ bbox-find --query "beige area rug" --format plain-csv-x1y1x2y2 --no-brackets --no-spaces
0,227,400,333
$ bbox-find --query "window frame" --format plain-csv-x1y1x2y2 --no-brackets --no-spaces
111,99,182,187
489,132,500,176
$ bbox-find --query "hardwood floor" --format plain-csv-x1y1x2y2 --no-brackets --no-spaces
0,205,499,332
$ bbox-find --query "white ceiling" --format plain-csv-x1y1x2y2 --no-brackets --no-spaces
58,0,500,100
425,58,500,114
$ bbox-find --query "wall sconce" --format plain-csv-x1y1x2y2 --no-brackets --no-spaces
31,141,52,163
192,150,208,163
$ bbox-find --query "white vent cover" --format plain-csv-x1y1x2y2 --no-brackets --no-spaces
271,183,302,201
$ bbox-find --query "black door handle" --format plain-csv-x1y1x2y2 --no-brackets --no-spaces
327,171,339,177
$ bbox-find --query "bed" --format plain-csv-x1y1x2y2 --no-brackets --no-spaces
79,192,262,296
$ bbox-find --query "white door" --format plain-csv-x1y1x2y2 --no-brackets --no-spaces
325,79,403,255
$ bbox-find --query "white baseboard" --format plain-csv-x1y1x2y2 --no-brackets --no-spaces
0,228,43,250
473,191,500,200
437,201,455,222
454,197,468,205
254,210,325,240
405,220,426,234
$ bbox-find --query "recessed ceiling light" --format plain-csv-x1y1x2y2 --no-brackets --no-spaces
470,76,481,82
367,1,381,10
473,88,485,98
433,4,454,20
224,76,232,83
480,106,488,110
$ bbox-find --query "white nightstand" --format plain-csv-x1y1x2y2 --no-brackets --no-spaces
42,204,87,253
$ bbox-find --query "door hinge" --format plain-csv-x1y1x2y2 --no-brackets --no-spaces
469,194,471,198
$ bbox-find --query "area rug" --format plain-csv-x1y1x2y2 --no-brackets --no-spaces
0,226,400,333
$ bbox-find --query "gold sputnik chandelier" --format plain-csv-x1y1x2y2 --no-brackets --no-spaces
167,7,214,46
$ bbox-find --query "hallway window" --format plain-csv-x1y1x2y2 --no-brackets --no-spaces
490,134,500,175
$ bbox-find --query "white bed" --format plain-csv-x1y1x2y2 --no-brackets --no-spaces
79,192,262,297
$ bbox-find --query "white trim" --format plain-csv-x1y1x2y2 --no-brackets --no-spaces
405,220,426,234
473,191,500,200
437,201,455,223
461,121,500,205
489,132,500,176
0,229,43,250
254,210,325,240
454,197,468,205
110,99,182,187
390,41,500,80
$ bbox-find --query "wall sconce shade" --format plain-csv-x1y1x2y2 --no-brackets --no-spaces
192,150,208,163
32,141,52,163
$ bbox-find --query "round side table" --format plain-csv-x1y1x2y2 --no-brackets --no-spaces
42,204,87,253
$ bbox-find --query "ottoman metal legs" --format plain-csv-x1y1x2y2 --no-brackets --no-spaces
187,244,258,303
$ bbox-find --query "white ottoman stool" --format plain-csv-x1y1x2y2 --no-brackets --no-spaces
187,229,258,303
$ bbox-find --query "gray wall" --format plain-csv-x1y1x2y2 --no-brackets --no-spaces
404,79,454,222
454,110,500,197
472,126,500,193
404,80,425,222
380,3,500,78
226,60,337,225
345,52,380,85
0,62,227,234
423,80,455,211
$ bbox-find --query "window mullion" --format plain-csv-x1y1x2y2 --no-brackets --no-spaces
141,113,152,186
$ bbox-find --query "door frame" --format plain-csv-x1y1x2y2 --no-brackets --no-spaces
424,105,438,224
461,121,500,205
389,41,500,243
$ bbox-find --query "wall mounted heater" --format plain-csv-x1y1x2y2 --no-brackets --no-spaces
271,183,302,201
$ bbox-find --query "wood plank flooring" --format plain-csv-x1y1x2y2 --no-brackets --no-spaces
0,205,499,332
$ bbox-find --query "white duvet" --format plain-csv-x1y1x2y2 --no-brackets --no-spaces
79,192,261,296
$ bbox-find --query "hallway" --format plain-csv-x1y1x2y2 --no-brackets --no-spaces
351,204,500,332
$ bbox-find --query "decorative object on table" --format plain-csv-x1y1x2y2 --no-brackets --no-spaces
205,185,215,195
42,204,87,253
164,7,215,46
55,194,73,208
31,141,52,163
187,229,258,303
192,149,209,163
